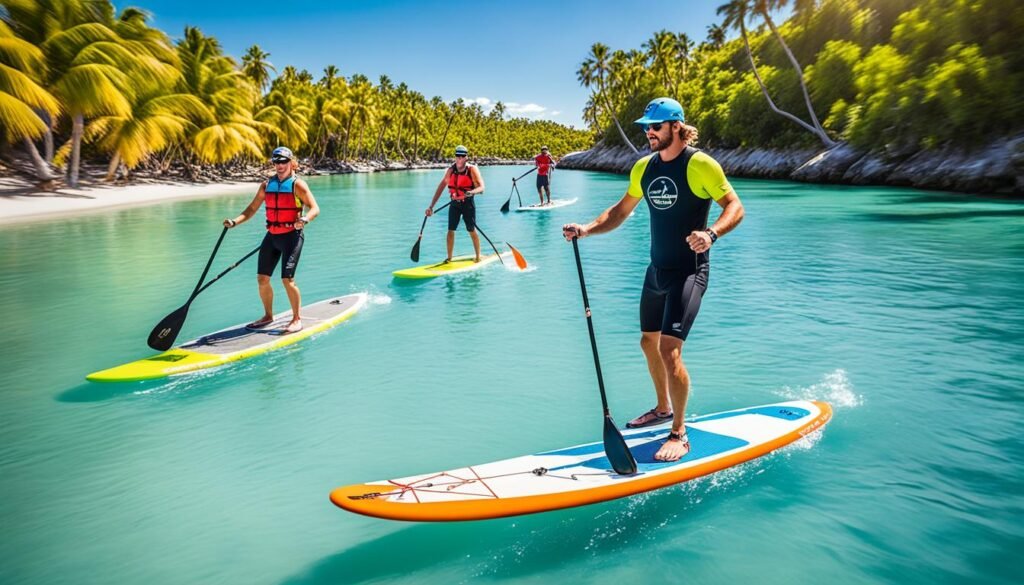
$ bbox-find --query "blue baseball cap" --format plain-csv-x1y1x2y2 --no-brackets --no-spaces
271,146,294,162
634,98,685,127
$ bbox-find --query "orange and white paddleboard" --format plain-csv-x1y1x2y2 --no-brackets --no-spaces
330,400,832,521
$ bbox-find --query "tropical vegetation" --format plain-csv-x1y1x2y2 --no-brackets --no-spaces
578,0,1023,153
0,0,591,186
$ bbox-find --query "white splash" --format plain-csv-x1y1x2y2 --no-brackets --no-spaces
774,368,862,408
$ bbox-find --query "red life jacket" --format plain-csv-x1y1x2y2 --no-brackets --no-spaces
535,154,553,175
265,174,302,234
447,164,475,201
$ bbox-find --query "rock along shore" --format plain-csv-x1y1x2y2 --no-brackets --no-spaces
556,136,1024,196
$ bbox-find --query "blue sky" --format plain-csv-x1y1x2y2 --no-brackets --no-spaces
134,0,755,128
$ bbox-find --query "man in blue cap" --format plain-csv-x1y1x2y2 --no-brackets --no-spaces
562,98,745,462
223,146,320,334
426,145,486,262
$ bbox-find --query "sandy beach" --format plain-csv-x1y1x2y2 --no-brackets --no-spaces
0,177,259,225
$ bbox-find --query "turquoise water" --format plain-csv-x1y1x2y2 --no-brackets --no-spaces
1,168,1021,584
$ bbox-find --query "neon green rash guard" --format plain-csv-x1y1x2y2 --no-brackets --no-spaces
627,147,733,270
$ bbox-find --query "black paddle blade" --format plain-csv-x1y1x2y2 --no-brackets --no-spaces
410,236,422,262
603,415,638,475
147,303,189,351
500,196,511,213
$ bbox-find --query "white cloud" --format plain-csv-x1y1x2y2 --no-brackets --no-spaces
458,96,561,122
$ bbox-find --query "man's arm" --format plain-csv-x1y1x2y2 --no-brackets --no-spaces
224,183,266,227
562,193,641,240
468,166,485,195
295,179,319,224
685,191,744,253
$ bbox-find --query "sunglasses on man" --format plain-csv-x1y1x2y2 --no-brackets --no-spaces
644,122,670,132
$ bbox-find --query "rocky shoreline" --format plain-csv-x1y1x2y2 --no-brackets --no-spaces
556,136,1024,196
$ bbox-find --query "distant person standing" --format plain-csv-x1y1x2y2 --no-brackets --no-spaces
534,146,557,205
223,146,319,334
426,145,486,262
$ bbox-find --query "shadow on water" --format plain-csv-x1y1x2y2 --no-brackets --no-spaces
858,208,1024,223
57,379,169,402
282,459,781,584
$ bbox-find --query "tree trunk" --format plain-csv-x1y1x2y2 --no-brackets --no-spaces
413,129,419,162
739,23,824,141
357,124,365,160
372,125,385,161
105,152,122,181
761,12,834,147
435,114,454,160
69,113,84,188
22,137,57,181
598,83,639,154
342,116,355,161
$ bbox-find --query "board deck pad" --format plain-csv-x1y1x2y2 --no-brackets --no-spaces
330,400,832,521
516,198,578,212
87,293,367,382
393,252,511,279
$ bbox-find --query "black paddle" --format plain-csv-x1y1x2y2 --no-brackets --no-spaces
500,167,536,213
571,236,638,475
411,201,451,262
147,237,260,351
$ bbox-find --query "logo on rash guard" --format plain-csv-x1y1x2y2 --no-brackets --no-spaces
647,177,678,210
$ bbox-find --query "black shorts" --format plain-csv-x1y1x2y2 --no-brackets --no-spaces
257,230,304,278
447,197,476,232
639,262,709,340
537,175,550,188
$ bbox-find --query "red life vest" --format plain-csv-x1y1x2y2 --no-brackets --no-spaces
447,164,475,201
265,174,302,234
535,154,554,175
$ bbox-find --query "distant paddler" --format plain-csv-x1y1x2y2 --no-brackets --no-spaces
534,146,557,205
562,97,745,462
425,145,486,262
223,146,320,334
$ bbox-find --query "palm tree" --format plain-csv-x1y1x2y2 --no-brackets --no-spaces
706,23,727,49
675,33,694,86
643,30,677,94
177,27,266,164
86,77,207,180
717,0,832,146
752,0,834,146
577,43,639,154
434,99,460,160
241,44,275,93
0,21,61,180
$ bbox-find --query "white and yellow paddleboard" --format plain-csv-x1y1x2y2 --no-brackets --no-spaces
87,293,367,382
515,197,578,211
393,252,511,279
331,400,832,521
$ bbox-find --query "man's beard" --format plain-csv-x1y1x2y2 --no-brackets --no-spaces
649,129,676,152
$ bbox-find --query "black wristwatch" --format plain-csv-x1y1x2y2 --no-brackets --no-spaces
705,228,718,244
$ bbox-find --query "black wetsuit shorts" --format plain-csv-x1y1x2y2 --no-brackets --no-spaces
257,230,304,278
639,260,709,340
448,197,477,232
537,174,550,189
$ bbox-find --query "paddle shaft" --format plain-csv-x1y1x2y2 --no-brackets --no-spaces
191,227,228,297
420,201,451,236
572,237,611,414
473,224,504,265
193,245,261,297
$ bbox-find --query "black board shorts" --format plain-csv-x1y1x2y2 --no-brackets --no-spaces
257,230,304,278
448,197,477,232
639,261,709,340
537,174,550,188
